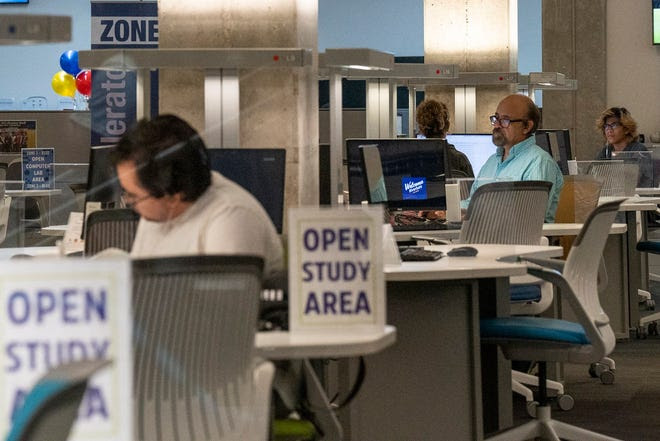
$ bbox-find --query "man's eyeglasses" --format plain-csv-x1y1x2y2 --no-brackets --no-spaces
603,122,621,131
121,190,153,208
489,115,526,128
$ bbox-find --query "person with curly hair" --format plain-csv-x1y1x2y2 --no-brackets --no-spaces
595,107,647,159
416,99,474,178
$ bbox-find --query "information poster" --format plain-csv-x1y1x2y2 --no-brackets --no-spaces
0,259,132,441
288,206,385,333
21,148,54,190
0,121,36,153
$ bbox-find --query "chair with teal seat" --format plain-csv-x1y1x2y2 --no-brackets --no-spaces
459,180,573,413
6,359,111,441
481,199,624,441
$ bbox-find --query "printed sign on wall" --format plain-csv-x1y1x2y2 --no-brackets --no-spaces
90,1,158,146
0,121,36,153
21,148,53,190
288,206,385,333
0,259,132,441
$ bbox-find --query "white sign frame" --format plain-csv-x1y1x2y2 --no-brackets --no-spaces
0,258,132,441
288,206,385,333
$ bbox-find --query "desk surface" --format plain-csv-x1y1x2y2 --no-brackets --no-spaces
385,243,563,282
600,195,660,211
6,188,62,197
255,325,396,359
393,222,627,241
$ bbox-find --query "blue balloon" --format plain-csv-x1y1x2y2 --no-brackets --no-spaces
59,50,81,76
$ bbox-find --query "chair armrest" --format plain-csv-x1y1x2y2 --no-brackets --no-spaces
520,256,565,273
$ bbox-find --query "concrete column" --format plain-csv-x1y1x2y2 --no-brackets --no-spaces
157,0,319,213
424,0,518,133
542,0,606,159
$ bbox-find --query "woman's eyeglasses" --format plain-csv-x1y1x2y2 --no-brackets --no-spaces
603,122,621,131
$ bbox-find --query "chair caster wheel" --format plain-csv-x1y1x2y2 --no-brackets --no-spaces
646,299,656,310
526,400,539,418
648,322,659,336
588,364,598,378
556,394,574,411
635,326,648,339
600,370,615,385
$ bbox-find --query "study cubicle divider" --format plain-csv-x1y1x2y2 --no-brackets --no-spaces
207,148,286,234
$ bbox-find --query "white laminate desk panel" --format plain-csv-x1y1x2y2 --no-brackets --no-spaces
385,244,563,282
393,222,627,241
0,246,60,259
255,325,396,359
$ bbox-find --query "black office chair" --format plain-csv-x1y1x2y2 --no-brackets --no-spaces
131,255,274,441
83,208,140,256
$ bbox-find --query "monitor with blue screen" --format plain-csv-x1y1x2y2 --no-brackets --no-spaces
346,138,450,210
206,148,286,234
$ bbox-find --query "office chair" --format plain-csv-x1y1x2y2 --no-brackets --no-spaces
131,255,274,441
481,199,623,441
634,240,660,337
586,160,625,197
459,181,574,413
6,359,111,441
0,195,12,245
84,208,140,256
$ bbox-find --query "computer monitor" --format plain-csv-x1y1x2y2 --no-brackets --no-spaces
535,131,552,156
82,145,122,239
537,129,573,175
319,143,331,205
84,145,121,210
445,133,497,176
207,148,286,234
346,138,451,210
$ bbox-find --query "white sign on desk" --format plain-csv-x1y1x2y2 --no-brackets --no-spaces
0,259,132,441
288,206,385,333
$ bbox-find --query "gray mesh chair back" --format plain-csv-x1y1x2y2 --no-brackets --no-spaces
132,255,264,441
84,208,140,256
459,180,551,245
587,160,625,197
0,196,11,245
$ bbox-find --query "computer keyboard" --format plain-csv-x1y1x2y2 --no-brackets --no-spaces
392,221,449,231
399,247,444,261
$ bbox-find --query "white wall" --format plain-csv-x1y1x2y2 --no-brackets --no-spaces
606,0,660,138
0,0,91,109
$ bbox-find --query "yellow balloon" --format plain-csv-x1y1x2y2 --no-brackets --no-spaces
51,70,76,97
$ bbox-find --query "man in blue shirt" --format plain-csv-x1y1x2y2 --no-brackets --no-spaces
461,94,564,222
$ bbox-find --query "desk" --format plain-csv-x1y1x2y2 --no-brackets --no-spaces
345,244,562,441
5,188,62,246
256,327,396,441
602,196,660,336
394,222,627,242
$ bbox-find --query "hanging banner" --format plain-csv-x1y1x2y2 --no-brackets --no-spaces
0,259,132,441
90,1,158,146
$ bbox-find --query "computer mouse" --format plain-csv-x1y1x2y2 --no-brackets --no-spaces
10,253,33,259
447,246,478,257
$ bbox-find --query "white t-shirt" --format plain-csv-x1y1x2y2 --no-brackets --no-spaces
130,171,284,279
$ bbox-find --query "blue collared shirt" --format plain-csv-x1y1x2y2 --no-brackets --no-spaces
460,136,564,222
